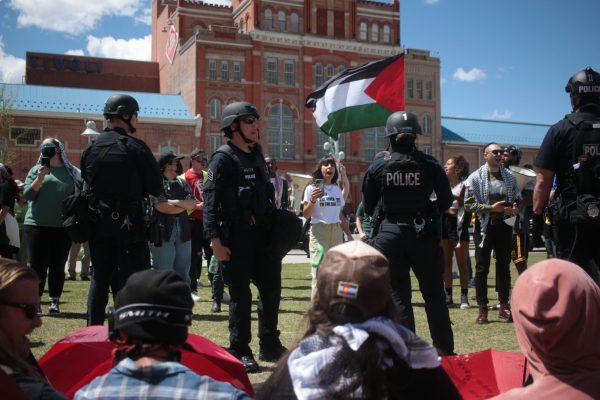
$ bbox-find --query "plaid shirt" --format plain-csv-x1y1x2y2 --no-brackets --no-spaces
74,358,251,400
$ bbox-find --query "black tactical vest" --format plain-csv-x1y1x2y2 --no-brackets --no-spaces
215,144,272,223
381,151,433,216
566,114,600,196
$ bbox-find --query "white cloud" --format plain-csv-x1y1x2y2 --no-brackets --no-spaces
65,49,84,56
0,37,25,83
482,109,512,120
453,67,487,82
86,34,151,61
8,0,145,35
134,7,152,25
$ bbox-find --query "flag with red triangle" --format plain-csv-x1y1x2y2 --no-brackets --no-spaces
305,53,405,140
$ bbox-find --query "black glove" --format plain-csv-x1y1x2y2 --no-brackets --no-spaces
531,213,544,248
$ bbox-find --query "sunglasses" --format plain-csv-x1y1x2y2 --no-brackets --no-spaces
0,301,41,319
488,149,503,156
240,116,257,125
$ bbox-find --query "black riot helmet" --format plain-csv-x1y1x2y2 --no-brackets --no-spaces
103,94,140,133
220,101,260,138
565,67,600,99
385,111,422,136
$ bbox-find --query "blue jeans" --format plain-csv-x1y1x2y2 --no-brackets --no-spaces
149,221,191,285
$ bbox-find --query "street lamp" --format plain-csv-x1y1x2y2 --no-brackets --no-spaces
81,120,100,143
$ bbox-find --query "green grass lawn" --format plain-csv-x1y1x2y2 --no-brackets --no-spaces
30,253,546,386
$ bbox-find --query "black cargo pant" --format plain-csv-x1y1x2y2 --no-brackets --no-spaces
87,214,151,325
189,218,223,300
371,218,454,355
220,223,282,352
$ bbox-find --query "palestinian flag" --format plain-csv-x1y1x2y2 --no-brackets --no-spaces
305,53,405,140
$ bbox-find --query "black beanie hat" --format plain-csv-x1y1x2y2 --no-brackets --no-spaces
114,269,193,345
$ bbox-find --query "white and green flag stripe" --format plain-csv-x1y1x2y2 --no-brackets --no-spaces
306,53,405,140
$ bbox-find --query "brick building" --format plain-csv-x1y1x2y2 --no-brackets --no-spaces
15,0,442,208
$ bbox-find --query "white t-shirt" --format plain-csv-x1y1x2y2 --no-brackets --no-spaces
303,183,345,224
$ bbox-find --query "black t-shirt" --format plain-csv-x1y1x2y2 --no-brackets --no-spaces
535,107,600,191
0,182,16,213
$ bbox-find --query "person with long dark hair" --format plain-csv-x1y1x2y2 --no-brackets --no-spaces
256,241,461,400
23,138,80,315
0,259,67,399
441,156,471,309
0,164,20,259
302,155,349,299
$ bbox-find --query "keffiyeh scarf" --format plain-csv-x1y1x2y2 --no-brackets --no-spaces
465,164,520,247
287,317,441,400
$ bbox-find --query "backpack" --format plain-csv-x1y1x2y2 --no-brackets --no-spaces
61,135,127,242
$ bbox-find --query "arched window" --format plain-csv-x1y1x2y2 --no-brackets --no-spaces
239,18,244,33
268,104,295,160
359,22,367,41
383,25,391,43
315,64,324,87
291,13,299,33
265,9,273,30
209,99,221,119
316,126,346,159
371,24,379,42
278,11,286,31
338,65,345,74
422,115,433,135
326,64,335,79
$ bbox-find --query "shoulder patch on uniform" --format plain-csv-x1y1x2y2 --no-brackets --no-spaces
337,281,359,299
207,169,214,181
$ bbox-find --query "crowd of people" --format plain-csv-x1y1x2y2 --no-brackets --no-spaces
1,66,600,399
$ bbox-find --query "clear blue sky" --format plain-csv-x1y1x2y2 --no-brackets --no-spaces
1,0,599,125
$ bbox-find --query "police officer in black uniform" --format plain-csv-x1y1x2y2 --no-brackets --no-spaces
203,101,286,372
82,94,162,325
362,111,454,355
533,67,600,284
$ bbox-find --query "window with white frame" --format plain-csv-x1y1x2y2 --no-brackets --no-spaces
315,64,324,87
359,22,367,41
338,65,345,74
268,104,294,160
407,79,414,98
239,18,244,33
266,58,277,84
426,80,433,100
422,114,433,135
278,11,286,31
315,127,346,159
159,144,178,155
371,24,379,42
265,9,273,30
210,134,221,154
284,60,295,86
221,61,229,81
10,126,42,146
209,99,221,119
208,59,216,81
326,64,335,79
420,144,432,155
233,61,242,82
417,80,423,99
383,25,391,43
291,13,299,33
363,126,387,161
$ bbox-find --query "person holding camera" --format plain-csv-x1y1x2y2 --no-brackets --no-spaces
23,138,81,315
302,155,349,300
